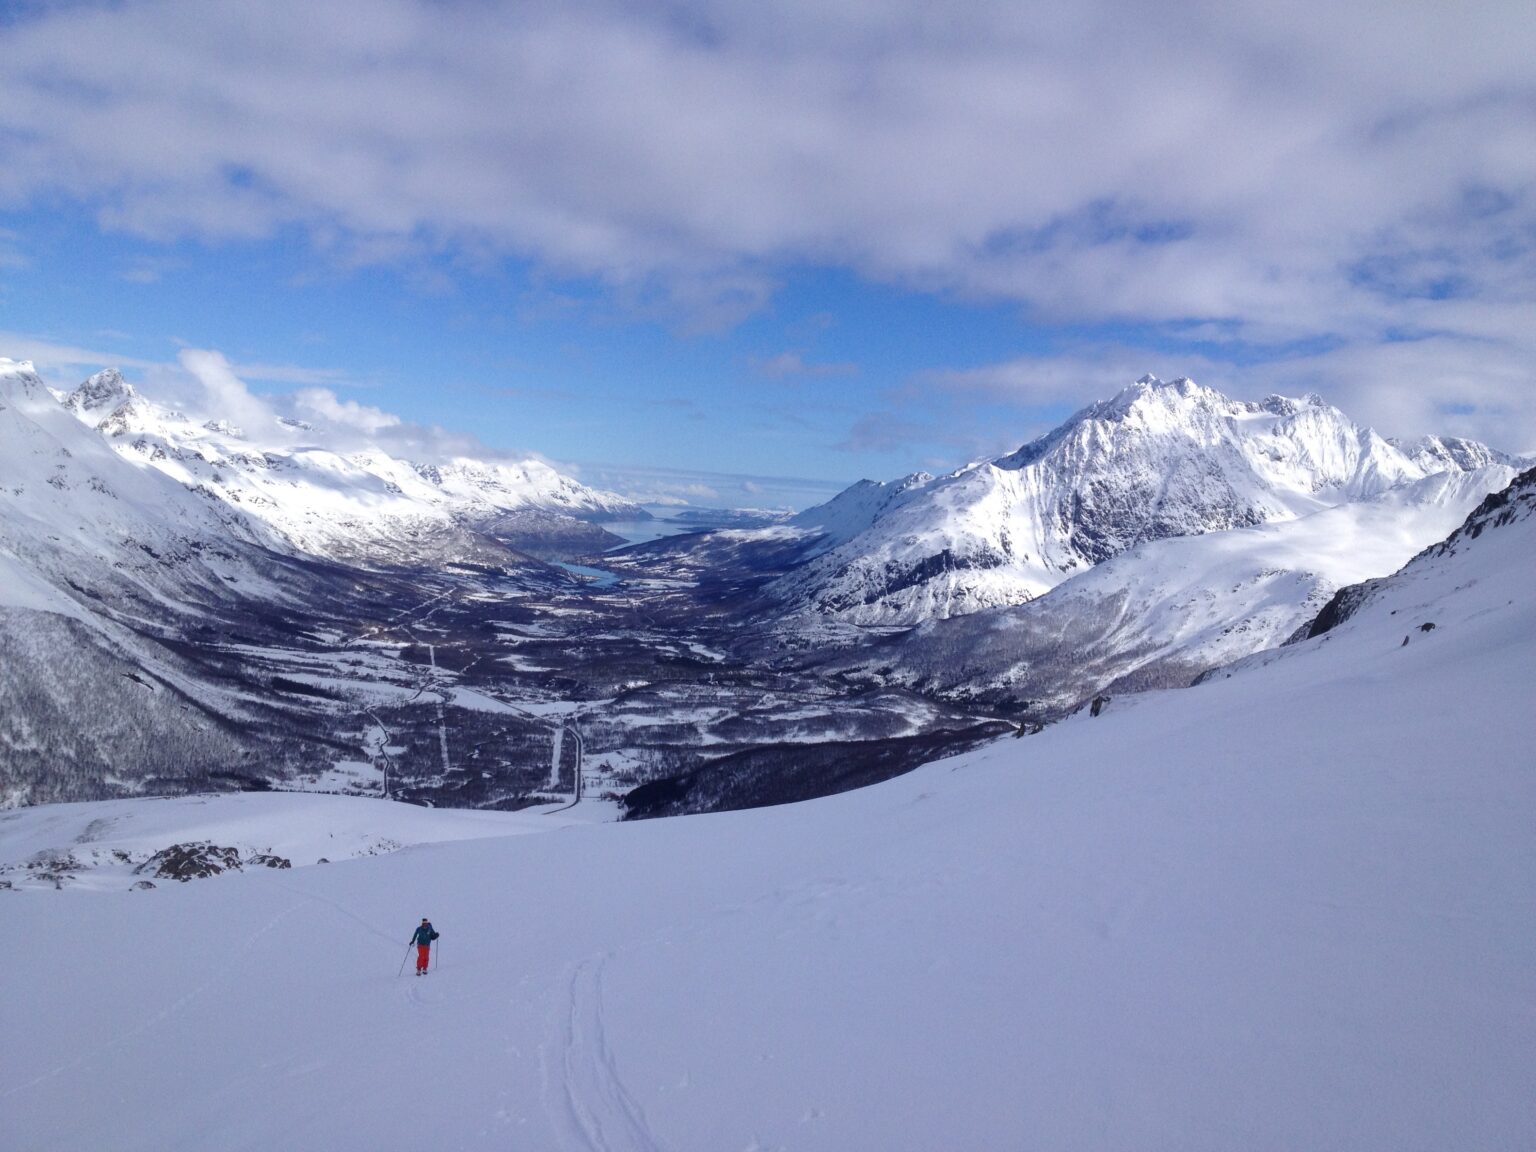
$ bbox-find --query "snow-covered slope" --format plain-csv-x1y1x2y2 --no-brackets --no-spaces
0,792,590,891
3,468,1532,1151
55,364,645,566
4,358,588,807
0,361,282,613
835,463,1516,714
2,360,382,804
770,376,1521,625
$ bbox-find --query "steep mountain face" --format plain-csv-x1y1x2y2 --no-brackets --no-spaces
56,367,646,567
1,361,340,805
767,376,1519,625
819,464,1517,718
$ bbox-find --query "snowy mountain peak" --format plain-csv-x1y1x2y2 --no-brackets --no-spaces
1088,374,1224,423
1397,433,1525,474
26,365,649,567
0,358,49,404
769,376,1521,626
63,367,137,417
791,471,936,543
1258,393,1328,417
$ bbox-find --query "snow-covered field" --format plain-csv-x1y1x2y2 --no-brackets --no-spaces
0,792,590,892
3,479,1534,1150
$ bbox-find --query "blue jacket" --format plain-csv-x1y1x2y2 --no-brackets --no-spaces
411,923,439,947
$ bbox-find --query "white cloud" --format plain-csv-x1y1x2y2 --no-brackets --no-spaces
1,2,1529,315
0,331,162,379
177,348,280,435
0,1,1531,443
292,388,400,435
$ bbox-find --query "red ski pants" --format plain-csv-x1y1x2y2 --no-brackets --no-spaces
416,944,431,972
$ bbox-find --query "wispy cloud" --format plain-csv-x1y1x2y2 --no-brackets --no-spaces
0,331,163,377
751,351,859,379
0,227,27,271
230,360,362,388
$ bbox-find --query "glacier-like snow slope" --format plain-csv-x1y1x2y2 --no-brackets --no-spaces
52,363,644,566
770,376,1523,625
842,462,1516,712
3,472,1532,1151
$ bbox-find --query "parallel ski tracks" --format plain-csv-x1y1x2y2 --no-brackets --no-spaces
541,953,666,1152
1,901,306,1100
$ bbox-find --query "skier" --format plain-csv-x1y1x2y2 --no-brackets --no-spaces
410,917,440,975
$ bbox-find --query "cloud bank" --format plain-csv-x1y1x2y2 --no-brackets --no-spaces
1,0,1533,446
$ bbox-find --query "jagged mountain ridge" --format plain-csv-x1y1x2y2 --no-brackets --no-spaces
3,363,277,612
816,463,1517,718
766,376,1525,625
57,366,647,566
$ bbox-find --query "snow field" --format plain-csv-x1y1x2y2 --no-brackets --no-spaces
0,792,586,891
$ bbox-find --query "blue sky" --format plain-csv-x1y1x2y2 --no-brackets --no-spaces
3,1,1533,508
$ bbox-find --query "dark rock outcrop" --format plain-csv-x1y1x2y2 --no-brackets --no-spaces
134,842,243,882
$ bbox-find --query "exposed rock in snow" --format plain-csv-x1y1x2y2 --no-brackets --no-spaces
768,376,1518,625
1302,464,1536,641
135,841,244,882
821,463,1516,716
46,362,647,567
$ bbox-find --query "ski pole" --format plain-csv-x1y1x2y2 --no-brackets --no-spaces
397,944,411,977
433,939,440,972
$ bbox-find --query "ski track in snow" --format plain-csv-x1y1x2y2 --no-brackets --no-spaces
268,877,402,949
0,901,306,1100
543,953,667,1152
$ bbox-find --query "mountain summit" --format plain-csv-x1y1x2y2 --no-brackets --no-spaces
60,367,137,417
773,376,1519,625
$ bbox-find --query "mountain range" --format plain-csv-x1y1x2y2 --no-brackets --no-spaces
55,365,647,565
2,358,1528,813
758,375,1523,626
